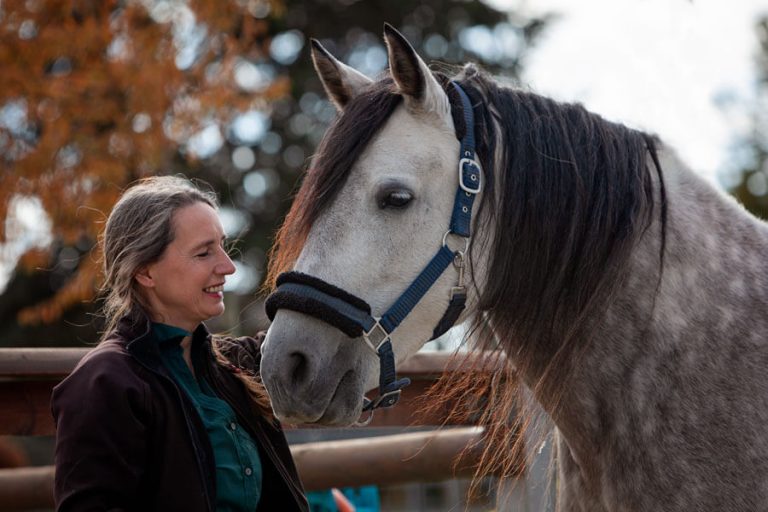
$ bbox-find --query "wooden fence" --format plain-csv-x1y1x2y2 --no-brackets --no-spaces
0,348,509,511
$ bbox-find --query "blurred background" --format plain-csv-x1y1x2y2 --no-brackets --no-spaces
0,0,549,346
0,0,767,509
2,0,767,345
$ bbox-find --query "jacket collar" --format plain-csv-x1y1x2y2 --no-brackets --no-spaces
116,316,212,373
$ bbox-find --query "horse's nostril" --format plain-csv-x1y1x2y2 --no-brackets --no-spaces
289,352,309,386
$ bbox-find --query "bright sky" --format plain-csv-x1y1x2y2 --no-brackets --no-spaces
488,0,768,187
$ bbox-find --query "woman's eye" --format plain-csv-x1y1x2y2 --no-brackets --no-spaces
196,251,210,258
378,190,413,209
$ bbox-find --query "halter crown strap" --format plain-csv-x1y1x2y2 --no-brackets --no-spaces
265,81,481,418
450,82,482,238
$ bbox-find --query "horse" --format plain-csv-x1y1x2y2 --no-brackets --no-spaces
260,24,768,511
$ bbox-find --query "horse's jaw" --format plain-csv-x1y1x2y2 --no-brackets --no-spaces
261,311,378,426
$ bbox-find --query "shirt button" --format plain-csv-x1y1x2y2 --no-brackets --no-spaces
244,467,252,476
229,422,237,431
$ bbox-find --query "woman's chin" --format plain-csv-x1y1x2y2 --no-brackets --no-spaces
201,305,226,322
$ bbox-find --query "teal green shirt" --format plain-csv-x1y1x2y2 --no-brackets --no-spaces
153,323,262,511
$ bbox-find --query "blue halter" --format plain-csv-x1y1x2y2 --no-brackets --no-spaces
265,82,481,421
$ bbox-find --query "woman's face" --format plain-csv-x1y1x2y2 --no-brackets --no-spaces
136,201,236,332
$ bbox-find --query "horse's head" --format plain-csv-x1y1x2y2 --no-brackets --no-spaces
261,26,485,426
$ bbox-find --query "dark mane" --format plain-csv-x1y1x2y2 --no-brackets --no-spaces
458,71,661,380
432,70,666,482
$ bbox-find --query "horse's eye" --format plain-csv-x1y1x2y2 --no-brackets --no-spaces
378,190,413,209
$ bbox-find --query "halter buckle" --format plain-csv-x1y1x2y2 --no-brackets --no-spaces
459,158,482,194
362,320,389,354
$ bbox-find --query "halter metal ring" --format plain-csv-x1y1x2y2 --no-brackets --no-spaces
442,230,470,254
362,320,389,354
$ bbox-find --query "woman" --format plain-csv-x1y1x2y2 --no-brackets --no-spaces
52,176,308,511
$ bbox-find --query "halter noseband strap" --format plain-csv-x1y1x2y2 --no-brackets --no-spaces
265,82,481,421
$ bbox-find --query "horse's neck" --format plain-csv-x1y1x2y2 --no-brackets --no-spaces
541,146,768,495
603,146,768,377
616,146,768,340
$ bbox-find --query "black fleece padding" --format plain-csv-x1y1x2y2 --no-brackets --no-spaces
275,272,371,312
264,290,364,338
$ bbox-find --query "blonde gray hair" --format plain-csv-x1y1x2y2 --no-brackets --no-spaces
100,175,217,338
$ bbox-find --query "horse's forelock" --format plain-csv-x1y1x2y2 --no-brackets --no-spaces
266,72,478,291
265,78,404,290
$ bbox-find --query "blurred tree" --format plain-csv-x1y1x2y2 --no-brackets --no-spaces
729,16,768,219
0,0,546,346
0,0,287,343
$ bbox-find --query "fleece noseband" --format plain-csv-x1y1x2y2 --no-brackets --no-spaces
265,82,481,422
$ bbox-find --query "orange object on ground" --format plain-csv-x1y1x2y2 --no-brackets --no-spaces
331,488,355,512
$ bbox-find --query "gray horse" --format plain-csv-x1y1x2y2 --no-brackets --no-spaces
262,25,768,511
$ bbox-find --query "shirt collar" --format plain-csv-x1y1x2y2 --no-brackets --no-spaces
151,322,192,345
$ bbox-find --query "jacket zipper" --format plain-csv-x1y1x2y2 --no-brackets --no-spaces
133,358,215,512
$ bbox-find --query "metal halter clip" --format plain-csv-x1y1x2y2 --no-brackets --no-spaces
458,157,482,194
362,320,389,354
451,251,466,299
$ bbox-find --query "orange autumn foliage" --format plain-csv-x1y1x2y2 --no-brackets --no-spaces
0,0,286,324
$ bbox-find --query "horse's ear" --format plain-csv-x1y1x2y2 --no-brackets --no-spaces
310,39,373,111
383,23,450,120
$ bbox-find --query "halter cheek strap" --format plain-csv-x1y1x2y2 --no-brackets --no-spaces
265,81,481,420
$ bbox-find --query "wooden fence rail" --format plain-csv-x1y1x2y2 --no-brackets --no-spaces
0,349,502,434
0,427,487,511
0,348,508,510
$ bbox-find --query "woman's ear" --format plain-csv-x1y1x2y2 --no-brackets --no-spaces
134,267,155,288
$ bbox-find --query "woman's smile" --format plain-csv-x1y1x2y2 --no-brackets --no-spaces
204,283,225,299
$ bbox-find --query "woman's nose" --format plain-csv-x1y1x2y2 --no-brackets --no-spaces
217,250,236,275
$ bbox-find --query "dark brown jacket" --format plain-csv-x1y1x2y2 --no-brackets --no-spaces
51,320,308,512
